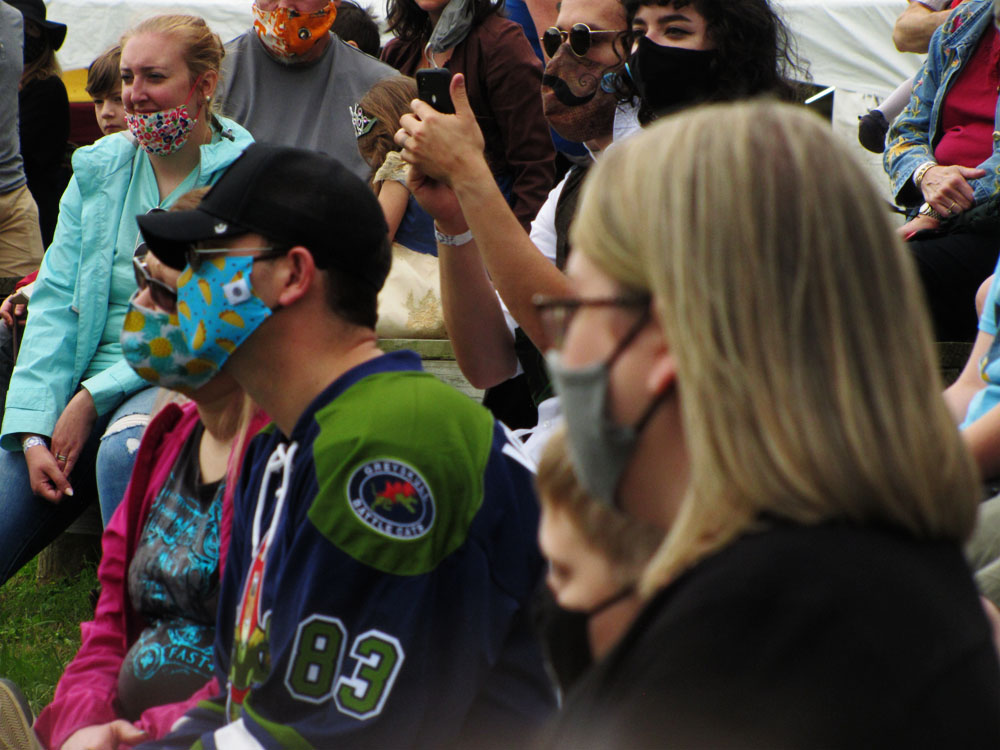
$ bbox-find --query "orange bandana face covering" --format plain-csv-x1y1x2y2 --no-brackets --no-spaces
252,2,337,60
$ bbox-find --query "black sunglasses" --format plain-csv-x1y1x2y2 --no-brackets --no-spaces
133,243,179,313
541,23,621,58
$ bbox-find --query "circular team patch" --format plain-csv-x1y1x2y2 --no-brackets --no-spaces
347,459,435,540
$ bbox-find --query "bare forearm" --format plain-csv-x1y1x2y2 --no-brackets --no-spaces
944,330,993,423
438,240,519,389
893,4,951,53
452,163,572,350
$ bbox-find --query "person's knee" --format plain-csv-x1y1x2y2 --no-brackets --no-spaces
96,414,149,523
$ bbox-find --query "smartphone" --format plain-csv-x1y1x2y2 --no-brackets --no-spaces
416,68,455,114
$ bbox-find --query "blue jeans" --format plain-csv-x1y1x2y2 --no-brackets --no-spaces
0,386,156,585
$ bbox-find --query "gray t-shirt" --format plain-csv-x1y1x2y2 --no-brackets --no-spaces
0,1,26,194
217,31,393,180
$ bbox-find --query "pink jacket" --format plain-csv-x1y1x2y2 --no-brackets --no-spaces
34,401,269,749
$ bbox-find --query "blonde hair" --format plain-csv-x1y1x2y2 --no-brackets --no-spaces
571,99,980,594
120,15,224,118
537,427,664,587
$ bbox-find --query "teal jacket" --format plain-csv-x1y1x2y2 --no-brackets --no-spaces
0,118,253,451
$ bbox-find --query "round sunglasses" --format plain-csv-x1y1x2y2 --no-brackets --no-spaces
541,23,622,58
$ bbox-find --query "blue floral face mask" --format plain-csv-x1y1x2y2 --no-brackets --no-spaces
176,254,275,372
121,292,219,395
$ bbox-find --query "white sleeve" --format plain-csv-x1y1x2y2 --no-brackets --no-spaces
499,174,568,337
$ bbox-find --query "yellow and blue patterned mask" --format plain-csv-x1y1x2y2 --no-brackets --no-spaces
176,254,274,372
120,292,219,395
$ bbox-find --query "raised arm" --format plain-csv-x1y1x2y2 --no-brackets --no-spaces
399,74,572,351
406,167,518,388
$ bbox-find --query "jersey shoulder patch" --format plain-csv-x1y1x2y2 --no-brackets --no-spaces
307,370,496,576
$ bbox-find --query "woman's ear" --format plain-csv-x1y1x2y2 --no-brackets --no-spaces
645,314,677,397
200,69,219,102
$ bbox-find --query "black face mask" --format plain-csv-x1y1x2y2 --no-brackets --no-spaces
537,584,636,691
626,36,718,118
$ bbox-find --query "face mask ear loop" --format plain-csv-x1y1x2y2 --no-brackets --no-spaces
585,583,637,617
183,72,206,119
606,301,652,368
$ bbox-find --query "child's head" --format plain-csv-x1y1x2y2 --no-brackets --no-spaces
536,428,663,611
354,75,418,178
86,45,126,136
333,2,381,57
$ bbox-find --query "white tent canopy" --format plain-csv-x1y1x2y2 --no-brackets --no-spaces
48,0,921,98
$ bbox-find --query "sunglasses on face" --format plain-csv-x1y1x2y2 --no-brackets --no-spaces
541,23,622,58
133,244,179,313
185,246,289,272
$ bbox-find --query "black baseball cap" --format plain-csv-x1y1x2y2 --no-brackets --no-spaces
137,144,390,290
8,0,66,50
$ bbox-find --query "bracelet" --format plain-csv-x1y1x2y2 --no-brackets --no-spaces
434,225,474,246
913,161,937,189
21,435,46,452
918,202,944,221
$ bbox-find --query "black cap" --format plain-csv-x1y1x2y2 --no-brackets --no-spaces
137,144,390,290
7,0,66,51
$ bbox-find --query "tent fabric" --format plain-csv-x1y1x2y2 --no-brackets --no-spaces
778,0,923,96
48,0,921,98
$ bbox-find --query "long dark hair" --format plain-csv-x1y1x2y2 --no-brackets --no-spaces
619,0,807,117
386,0,505,44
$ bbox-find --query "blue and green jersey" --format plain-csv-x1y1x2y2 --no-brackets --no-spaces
149,350,556,749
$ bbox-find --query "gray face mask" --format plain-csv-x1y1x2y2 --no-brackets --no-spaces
546,350,640,507
544,310,661,508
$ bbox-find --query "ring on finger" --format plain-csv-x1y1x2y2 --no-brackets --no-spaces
56,453,67,461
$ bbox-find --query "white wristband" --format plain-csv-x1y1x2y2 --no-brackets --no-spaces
21,435,46,451
434,225,474,246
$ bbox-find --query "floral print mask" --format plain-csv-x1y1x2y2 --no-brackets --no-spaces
125,77,204,157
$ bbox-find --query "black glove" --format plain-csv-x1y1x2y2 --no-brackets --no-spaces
858,110,890,154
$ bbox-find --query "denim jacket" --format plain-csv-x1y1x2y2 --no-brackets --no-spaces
0,118,253,451
884,0,1000,206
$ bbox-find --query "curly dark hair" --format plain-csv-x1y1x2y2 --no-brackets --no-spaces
386,0,505,44
619,0,808,120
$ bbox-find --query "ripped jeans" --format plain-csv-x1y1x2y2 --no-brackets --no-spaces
0,386,157,585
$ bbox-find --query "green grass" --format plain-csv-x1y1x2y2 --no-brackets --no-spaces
0,558,98,715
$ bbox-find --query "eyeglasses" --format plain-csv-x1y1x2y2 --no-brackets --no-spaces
186,246,288,272
533,293,650,349
133,244,179,313
541,24,622,58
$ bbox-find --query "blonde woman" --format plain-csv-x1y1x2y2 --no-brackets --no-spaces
0,14,252,586
538,100,1000,746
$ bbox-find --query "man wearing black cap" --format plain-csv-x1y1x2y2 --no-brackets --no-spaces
137,143,555,749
